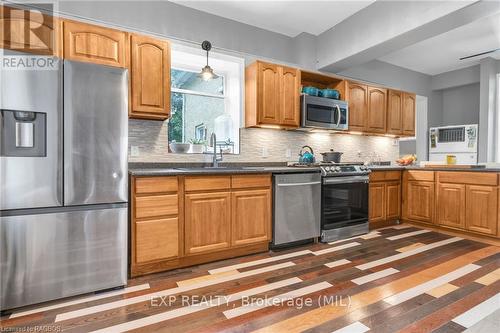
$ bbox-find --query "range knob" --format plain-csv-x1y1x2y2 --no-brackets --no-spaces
335,166,341,172
325,166,331,172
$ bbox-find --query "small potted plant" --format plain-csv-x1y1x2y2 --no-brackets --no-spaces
189,138,206,153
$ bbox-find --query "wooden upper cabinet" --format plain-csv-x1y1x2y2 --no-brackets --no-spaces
231,189,271,246
346,82,367,131
402,92,416,136
367,86,387,133
387,90,403,135
280,66,301,127
184,192,231,255
245,61,300,128
62,20,127,67
436,183,466,229
0,6,60,56
466,185,498,235
130,34,170,120
259,62,281,125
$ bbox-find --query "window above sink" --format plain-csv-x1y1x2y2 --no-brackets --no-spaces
168,44,244,154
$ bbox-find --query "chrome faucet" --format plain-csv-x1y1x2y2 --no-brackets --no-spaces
210,132,223,167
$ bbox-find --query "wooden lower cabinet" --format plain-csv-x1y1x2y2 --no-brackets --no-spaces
436,183,465,229
369,183,385,223
135,217,179,263
369,171,401,225
232,189,271,246
386,181,401,220
131,174,272,277
465,185,498,235
184,192,231,254
406,181,434,223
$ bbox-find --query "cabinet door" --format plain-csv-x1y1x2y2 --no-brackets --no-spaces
130,34,170,119
369,183,386,222
62,20,127,67
135,217,179,263
280,66,301,127
386,181,401,220
407,181,434,223
437,183,466,229
387,90,403,135
346,82,368,131
232,189,271,246
185,192,231,254
402,92,416,136
257,62,281,125
466,185,498,235
0,6,59,56
367,87,387,133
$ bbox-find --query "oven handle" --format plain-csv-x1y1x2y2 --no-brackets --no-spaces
323,176,369,185
277,181,322,187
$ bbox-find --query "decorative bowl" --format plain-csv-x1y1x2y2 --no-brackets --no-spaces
169,142,190,153
302,86,319,96
319,88,340,99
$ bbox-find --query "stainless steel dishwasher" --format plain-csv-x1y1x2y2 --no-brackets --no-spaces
273,172,321,246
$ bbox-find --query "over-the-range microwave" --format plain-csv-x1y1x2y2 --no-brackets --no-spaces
300,94,349,131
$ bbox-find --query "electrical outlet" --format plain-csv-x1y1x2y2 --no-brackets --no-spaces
261,147,269,158
130,146,140,157
285,149,292,158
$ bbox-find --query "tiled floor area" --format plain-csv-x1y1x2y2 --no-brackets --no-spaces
1,225,499,332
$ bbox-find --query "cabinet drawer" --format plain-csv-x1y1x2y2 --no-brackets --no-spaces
405,170,434,182
184,176,231,192
370,171,401,182
369,171,386,182
135,177,178,194
135,217,179,263
437,172,498,186
232,174,271,189
135,194,178,219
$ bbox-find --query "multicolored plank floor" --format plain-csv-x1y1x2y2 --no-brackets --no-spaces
1,225,499,332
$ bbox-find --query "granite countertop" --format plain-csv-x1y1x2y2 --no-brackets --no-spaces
128,162,321,176
128,162,500,176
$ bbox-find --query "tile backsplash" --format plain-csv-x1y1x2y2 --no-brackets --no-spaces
128,119,399,163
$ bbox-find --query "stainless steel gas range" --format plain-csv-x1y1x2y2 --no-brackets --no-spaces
319,162,370,242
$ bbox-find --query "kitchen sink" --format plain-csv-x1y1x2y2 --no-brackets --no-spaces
174,166,267,171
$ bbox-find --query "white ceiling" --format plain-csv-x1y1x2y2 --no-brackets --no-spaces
379,12,500,76
170,0,374,37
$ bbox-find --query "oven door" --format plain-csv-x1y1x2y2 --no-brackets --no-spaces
301,95,348,130
321,176,369,230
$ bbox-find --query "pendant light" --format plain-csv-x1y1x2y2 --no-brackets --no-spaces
199,40,219,81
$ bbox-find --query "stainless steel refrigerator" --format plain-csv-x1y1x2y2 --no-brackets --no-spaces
0,53,128,311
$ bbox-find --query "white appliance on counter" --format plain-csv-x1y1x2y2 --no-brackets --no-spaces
429,124,478,164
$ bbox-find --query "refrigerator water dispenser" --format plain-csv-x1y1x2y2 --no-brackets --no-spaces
0,109,46,157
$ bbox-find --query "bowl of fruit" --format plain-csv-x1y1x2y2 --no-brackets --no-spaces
396,154,417,166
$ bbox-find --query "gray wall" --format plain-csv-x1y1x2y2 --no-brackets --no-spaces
441,83,480,126
57,0,300,66
336,60,442,127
